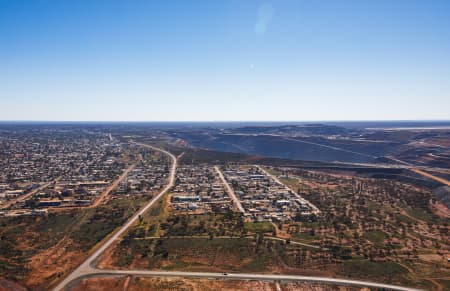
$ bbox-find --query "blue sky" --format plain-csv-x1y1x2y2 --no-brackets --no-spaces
1,0,449,121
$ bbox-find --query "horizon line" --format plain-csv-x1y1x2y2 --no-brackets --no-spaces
0,119,450,123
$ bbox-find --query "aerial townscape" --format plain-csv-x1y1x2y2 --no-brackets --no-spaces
0,122,449,291
1,1,450,290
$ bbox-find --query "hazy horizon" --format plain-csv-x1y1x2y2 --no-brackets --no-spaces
1,119,450,124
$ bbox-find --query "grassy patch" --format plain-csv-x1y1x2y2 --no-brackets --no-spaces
367,201,384,211
112,236,319,273
406,208,435,223
264,167,281,176
244,222,274,233
363,231,387,247
293,232,318,242
396,213,416,224
279,177,298,189
339,260,408,282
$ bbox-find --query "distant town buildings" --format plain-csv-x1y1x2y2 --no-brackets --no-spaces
0,131,169,216
221,165,318,222
170,165,233,214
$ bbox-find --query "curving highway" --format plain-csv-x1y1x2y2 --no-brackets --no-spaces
65,269,422,291
52,143,177,291
52,143,421,291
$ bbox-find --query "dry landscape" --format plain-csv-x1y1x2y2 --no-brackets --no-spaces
70,277,367,291
1,123,449,290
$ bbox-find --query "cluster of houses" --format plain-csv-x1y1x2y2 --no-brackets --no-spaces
1,208,47,217
222,165,317,222
170,165,233,214
20,144,125,209
114,157,169,198
0,131,129,213
168,163,319,221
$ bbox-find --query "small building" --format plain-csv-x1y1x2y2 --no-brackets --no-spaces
172,195,201,202
74,199,91,205
38,200,62,207
31,209,48,215
188,203,198,210
4,190,23,197
276,200,290,207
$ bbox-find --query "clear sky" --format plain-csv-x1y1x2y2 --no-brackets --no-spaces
1,0,450,121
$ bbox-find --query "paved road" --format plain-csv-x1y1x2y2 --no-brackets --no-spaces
1,154,109,210
411,168,450,186
92,162,137,207
53,144,420,291
384,156,450,186
52,143,177,291
132,234,321,249
214,165,245,214
266,235,321,249
67,269,422,291
1,177,61,210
